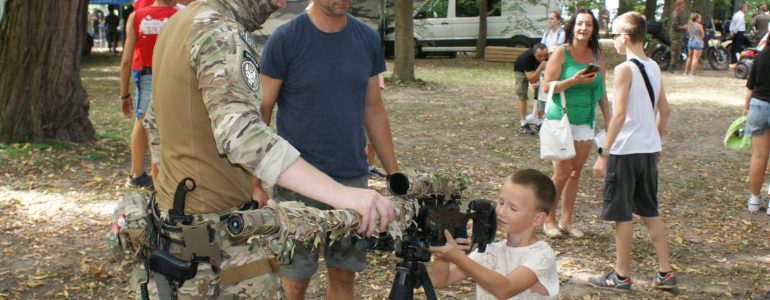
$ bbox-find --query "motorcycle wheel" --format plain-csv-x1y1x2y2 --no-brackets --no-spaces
734,62,750,79
708,46,730,70
652,48,671,71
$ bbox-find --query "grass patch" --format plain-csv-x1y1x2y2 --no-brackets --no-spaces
79,150,110,161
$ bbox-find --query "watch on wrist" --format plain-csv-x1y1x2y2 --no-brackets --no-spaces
120,94,130,100
597,147,608,157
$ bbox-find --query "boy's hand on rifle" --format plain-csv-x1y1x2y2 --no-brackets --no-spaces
429,229,471,262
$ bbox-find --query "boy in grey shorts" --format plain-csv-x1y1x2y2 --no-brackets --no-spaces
513,43,549,135
589,12,677,292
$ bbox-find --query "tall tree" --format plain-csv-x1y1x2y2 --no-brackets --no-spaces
0,0,94,143
475,0,489,57
645,0,659,20
391,0,416,82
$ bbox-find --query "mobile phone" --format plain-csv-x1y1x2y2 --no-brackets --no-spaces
584,64,600,74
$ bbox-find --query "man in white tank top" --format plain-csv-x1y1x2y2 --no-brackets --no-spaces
588,12,677,292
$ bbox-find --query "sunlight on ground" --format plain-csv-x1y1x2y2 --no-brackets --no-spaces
0,187,115,220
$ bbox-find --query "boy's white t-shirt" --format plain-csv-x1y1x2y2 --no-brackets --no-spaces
468,240,559,300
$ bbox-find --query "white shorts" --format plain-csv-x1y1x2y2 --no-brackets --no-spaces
570,124,594,141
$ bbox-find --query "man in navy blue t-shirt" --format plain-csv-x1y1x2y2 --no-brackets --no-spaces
259,0,399,298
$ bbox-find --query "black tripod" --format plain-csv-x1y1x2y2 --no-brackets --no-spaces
387,236,437,300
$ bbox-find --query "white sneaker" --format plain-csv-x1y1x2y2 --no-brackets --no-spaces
748,196,762,212
767,199,770,216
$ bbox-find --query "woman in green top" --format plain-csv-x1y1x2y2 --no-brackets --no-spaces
542,9,610,239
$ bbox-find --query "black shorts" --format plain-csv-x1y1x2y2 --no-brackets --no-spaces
601,153,660,221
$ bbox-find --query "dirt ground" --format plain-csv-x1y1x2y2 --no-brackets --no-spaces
0,53,768,300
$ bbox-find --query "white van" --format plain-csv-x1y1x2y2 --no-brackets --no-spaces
382,0,560,57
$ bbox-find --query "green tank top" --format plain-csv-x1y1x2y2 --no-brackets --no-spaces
545,47,605,127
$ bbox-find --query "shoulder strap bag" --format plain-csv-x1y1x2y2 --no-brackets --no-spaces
539,82,576,160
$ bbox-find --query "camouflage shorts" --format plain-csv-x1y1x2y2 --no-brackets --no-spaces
513,71,529,102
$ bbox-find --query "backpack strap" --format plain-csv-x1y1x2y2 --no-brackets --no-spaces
628,58,656,107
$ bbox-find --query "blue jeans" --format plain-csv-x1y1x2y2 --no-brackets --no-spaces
132,70,152,118
746,98,770,136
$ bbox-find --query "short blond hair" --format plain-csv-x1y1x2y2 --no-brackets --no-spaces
614,11,647,43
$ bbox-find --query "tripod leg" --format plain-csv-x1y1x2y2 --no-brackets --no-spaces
417,264,438,300
389,265,414,300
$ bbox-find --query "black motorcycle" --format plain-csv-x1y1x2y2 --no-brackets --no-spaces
644,20,730,71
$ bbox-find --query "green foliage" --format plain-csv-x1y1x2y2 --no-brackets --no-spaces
745,0,770,18
0,140,70,166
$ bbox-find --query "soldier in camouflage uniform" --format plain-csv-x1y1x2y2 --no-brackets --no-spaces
669,0,688,71
142,0,395,298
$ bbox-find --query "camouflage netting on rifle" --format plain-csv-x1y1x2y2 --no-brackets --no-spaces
387,170,471,199
231,198,420,260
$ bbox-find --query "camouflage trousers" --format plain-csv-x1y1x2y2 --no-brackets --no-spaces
129,213,284,299
670,34,685,69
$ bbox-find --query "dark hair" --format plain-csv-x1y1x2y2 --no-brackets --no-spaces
615,11,647,43
564,9,602,56
532,43,548,52
508,169,556,214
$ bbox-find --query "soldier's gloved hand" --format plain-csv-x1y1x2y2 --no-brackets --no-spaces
340,187,394,237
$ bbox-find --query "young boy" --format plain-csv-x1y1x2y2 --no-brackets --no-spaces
429,169,559,299
590,12,676,291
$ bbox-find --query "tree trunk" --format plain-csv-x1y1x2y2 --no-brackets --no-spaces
617,0,637,16
0,0,94,143
692,0,714,23
645,0,658,20
475,0,488,58
661,0,675,29
391,0,415,82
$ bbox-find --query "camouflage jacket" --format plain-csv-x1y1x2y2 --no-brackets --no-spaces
671,9,688,35
146,0,298,210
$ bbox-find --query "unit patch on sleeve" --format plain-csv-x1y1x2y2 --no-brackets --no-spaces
241,50,259,91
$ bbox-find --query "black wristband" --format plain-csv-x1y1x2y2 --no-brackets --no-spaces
120,94,130,100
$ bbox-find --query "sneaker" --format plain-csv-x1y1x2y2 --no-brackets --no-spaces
748,196,762,213
767,198,770,216
535,123,542,132
652,272,678,289
126,172,154,190
589,270,632,292
368,167,386,178
519,125,535,135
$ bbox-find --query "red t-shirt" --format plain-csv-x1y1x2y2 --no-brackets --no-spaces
133,6,177,68
130,0,156,71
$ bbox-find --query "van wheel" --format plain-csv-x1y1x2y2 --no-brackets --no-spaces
414,40,426,58
508,37,530,48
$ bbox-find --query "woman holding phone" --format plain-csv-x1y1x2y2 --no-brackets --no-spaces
542,9,610,238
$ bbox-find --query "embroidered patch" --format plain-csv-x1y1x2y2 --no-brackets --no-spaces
241,51,259,91
238,28,257,51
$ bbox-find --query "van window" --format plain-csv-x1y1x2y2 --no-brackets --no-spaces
455,0,501,17
417,0,448,18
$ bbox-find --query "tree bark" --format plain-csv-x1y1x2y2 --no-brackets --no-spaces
0,0,94,143
661,0,675,29
645,0,658,20
475,0,488,58
617,0,637,16
391,0,415,82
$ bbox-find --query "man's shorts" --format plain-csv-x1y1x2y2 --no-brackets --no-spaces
132,69,152,118
513,71,528,102
273,175,368,280
746,98,770,136
601,153,660,222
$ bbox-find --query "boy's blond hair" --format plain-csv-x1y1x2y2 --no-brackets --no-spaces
507,169,556,214
614,11,647,44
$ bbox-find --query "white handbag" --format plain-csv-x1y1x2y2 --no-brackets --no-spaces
539,82,576,161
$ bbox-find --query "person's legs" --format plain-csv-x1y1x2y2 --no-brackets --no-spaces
691,49,702,75
325,267,355,300
613,221,634,276
640,216,672,273
130,118,147,178
746,98,770,211
684,48,693,74
749,130,770,196
282,277,311,300
559,140,593,233
547,159,572,237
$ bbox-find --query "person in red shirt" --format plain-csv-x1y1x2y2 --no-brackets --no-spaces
118,0,177,189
